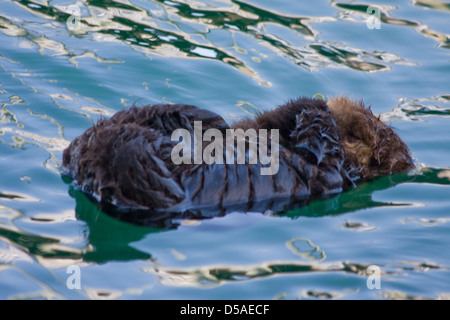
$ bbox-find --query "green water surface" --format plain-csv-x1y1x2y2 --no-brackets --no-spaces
1,0,450,300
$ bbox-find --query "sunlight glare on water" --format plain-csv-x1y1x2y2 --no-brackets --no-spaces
0,0,450,300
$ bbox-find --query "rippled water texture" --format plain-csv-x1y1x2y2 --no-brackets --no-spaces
1,0,450,299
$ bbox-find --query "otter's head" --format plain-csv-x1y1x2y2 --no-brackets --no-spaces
327,97,414,180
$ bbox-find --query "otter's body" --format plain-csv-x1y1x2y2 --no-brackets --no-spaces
62,97,414,222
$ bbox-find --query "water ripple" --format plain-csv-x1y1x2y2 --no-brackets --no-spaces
333,1,450,49
1,0,449,300
4,0,428,87
382,95,450,122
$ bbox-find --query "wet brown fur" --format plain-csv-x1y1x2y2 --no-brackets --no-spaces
327,96,414,179
62,96,414,218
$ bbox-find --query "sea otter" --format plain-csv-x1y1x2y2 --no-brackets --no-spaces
62,96,414,224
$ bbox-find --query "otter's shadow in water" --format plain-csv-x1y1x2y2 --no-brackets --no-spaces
67,183,157,263
69,178,306,230
65,168,450,264
281,167,450,219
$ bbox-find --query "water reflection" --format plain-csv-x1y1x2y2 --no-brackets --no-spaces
1,0,450,299
0,166,449,299
382,95,450,122
333,1,450,49
69,185,156,263
414,0,450,13
286,238,326,261
280,167,450,220
141,253,448,295
65,171,411,229
4,0,448,91
7,0,438,85
143,260,354,289
61,167,449,262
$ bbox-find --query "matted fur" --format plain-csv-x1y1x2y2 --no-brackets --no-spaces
327,97,414,178
62,97,414,223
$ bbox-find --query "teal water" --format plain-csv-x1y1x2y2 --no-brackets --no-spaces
1,0,450,300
